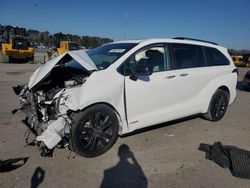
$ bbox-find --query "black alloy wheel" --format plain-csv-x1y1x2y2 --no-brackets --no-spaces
70,104,119,157
203,89,229,121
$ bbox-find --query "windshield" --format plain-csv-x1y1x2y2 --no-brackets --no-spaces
87,43,137,70
13,37,29,50
69,42,80,51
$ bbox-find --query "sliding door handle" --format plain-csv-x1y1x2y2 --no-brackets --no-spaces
180,73,189,77
166,75,176,79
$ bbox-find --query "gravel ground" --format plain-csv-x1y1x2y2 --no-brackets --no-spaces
0,63,249,188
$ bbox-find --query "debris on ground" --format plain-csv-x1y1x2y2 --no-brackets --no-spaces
0,157,29,172
31,167,45,188
164,134,175,137
199,142,250,179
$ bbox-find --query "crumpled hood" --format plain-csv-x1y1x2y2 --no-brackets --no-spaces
28,50,97,89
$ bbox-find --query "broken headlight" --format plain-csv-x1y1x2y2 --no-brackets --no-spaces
55,94,69,115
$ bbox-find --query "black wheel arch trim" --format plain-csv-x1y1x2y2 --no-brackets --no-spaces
70,102,124,134
217,86,230,102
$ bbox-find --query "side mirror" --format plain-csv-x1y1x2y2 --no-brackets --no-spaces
134,64,153,76
129,64,153,81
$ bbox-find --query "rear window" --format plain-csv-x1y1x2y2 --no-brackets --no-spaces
204,47,230,66
171,43,205,69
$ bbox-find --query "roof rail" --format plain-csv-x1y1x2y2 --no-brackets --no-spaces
173,37,218,45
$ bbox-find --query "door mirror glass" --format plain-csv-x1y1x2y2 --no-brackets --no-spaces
129,64,153,81
134,64,153,75
124,45,168,80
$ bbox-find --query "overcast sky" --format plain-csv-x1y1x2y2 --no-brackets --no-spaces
0,0,250,49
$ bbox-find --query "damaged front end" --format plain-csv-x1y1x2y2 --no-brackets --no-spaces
12,50,97,156
13,84,71,156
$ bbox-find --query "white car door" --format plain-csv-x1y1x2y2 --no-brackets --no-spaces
169,44,234,117
124,45,179,130
170,43,218,115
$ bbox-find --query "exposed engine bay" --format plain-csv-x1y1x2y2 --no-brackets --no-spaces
12,51,97,156
30,55,90,126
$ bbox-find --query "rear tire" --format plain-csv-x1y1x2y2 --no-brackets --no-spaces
203,89,229,121
70,104,119,157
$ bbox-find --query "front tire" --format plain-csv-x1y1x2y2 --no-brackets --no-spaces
203,89,229,121
70,104,119,157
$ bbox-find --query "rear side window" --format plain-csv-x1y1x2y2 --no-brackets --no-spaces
204,47,230,66
171,43,205,69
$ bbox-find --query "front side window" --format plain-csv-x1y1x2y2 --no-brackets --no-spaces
204,47,230,66
88,43,137,70
119,45,168,76
171,43,205,69
134,46,167,72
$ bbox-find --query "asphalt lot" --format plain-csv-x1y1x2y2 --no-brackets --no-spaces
0,62,249,188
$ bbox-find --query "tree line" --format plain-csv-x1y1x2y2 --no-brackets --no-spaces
0,24,114,48
228,49,250,56
27,29,113,48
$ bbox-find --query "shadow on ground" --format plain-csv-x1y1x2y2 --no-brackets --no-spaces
100,144,148,188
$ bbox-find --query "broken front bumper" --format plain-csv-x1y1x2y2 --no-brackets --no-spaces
13,85,71,155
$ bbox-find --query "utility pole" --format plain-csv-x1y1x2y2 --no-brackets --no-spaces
124,1,128,40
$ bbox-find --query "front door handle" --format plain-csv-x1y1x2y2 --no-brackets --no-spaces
180,73,189,77
166,75,176,79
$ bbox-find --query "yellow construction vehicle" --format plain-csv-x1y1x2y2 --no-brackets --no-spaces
0,26,34,63
246,60,250,67
242,54,250,67
231,55,246,67
44,41,80,63
43,32,80,63
57,40,80,55
1,35,34,63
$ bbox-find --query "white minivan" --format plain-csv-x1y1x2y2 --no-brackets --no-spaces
13,38,237,157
